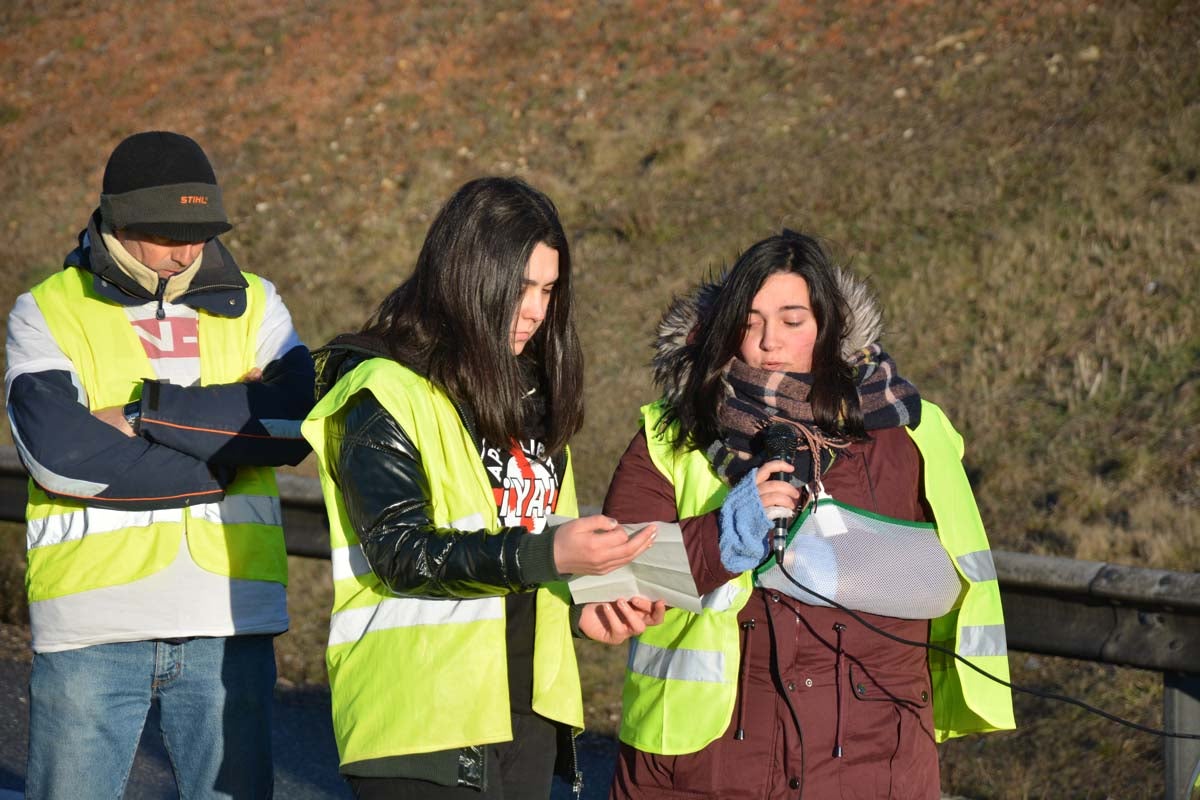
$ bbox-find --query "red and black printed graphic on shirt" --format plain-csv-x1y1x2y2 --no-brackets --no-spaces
127,307,203,386
481,437,560,534
132,315,199,357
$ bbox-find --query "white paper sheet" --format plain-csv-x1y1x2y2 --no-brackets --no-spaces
560,519,703,613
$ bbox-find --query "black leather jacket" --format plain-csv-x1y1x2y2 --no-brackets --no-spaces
315,339,580,792
332,391,562,598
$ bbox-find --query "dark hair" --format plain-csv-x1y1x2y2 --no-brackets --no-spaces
672,231,865,449
360,177,584,454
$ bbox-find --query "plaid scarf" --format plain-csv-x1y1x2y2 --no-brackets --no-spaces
705,344,922,485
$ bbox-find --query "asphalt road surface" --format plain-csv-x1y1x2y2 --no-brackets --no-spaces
0,655,618,799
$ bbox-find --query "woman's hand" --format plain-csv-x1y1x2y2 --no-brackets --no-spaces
718,460,799,573
578,597,668,645
553,516,656,576
755,459,800,516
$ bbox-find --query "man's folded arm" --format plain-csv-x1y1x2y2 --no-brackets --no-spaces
137,279,314,467
8,369,227,511
137,344,315,467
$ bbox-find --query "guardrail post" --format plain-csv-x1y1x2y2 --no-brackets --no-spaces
1165,671,1200,800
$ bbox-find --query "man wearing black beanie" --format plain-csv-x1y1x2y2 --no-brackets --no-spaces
5,131,315,799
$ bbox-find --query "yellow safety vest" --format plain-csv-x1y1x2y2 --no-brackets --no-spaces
23,267,286,604
301,357,583,767
620,399,1015,754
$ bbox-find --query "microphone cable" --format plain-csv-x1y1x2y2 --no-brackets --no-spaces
769,553,1200,741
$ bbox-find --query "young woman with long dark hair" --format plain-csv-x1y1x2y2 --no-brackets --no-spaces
303,176,664,799
604,230,1014,798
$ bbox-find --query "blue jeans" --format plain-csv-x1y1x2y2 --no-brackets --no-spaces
25,635,276,799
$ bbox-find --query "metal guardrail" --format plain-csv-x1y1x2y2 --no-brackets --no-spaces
996,550,1200,800
1,447,1197,798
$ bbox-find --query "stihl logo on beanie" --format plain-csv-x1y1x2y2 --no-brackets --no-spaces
99,131,232,243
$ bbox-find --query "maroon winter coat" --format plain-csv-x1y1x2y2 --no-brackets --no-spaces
603,425,941,800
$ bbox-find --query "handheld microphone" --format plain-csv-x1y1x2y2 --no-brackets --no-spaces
761,423,799,560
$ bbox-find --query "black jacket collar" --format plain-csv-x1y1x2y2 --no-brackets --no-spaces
64,210,249,318
312,333,394,403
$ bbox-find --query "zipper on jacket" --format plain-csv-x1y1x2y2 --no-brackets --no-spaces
734,618,756,740
177,280,246,299
155,277,168,320
573,771,583,799
571,732,583,799
833,622,846,758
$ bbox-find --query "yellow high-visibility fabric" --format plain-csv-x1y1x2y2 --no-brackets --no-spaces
908,402,1016,740
617,401,752,755
302,357,583,766
24,267,285,603
619,399,1015,755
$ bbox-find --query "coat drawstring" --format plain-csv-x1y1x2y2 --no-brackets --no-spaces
833,622,847,758
734,618,756,740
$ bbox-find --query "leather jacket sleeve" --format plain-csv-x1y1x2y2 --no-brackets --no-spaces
331,391,561,599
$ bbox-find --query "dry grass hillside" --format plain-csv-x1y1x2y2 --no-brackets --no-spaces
1,2,1197,797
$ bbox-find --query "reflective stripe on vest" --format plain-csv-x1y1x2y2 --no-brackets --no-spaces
956,549,998,583
188,495,282,527
24,268,286,603
628,638,726,683
329,596,504,648
330,543,370,583
958,624,1008,658
28,507,184,550
329,508,484,583
302,358,583,767
619,399,1015,755
26,494,280,551
699,582,743,612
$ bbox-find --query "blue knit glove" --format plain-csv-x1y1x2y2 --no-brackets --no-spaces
718,470,773,573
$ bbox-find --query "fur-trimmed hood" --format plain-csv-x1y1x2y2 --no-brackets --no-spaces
651,267,883,410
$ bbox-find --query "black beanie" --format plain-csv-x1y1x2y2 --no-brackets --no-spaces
99,131,233,242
